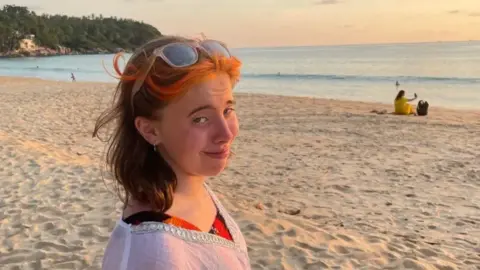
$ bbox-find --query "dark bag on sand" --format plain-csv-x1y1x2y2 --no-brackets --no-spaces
417,100,429,116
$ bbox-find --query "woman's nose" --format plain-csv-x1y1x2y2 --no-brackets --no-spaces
213,118,234,144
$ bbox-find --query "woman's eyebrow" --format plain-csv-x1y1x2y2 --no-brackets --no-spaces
188,100,235,117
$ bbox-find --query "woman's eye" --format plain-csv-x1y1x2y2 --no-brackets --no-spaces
224,107,235,116
193,117,208,124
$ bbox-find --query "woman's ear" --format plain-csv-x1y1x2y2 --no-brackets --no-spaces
134,116,162,145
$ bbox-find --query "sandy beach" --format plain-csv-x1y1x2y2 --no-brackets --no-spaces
0,76,479,270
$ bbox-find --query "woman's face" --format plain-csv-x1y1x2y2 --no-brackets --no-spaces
151,72,238,177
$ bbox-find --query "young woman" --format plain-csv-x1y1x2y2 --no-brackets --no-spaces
394,90,417,115
94,36,250,270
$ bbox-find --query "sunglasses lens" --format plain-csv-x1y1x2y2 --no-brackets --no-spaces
161,43,198,67
201,41,231,58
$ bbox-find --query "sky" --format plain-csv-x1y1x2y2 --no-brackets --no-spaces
2,0,480,48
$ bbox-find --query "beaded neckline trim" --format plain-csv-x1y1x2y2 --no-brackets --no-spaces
128,184,245,253
131,221,237,249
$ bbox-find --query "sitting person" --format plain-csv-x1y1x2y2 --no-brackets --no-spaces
394,90,417,115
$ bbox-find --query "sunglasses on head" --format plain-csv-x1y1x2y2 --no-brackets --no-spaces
155,39,231,68
130,40,232,105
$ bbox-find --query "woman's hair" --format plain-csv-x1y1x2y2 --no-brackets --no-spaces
92,36,242,212
395,90,405,101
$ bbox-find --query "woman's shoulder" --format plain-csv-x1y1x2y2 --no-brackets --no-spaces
104,223,193,269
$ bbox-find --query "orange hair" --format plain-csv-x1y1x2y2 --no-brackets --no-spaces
106,41,241,101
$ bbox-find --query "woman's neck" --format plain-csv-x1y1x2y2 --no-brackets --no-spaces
123,175,207,218
174,175,206,198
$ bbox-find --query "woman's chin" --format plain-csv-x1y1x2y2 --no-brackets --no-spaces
201,160,229,176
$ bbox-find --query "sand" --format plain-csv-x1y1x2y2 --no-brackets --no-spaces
0,76,479,270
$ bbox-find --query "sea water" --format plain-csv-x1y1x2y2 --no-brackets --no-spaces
1,41,479,109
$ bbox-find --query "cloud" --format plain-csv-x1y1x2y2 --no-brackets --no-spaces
448,10,480,17
124,0,164,2
313,0,342,5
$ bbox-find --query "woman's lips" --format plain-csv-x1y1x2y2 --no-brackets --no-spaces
203,148,230,159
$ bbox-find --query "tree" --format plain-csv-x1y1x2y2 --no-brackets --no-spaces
0,5,162,53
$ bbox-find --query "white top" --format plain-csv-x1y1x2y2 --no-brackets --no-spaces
102,185,251,270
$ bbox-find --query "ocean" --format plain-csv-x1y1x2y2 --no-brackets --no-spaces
1,41,479,109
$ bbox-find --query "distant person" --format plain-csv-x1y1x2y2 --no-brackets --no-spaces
94,36,250,269
70,72,76,82
394,90,417,115
395,80,400,91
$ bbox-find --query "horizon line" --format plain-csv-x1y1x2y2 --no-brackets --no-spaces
231,39,480,50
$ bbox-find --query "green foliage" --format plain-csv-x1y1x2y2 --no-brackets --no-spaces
0,5,162,53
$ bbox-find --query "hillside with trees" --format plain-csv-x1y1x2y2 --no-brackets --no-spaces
0,5,162,57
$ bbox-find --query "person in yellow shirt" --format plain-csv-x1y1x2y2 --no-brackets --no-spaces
394,90,417,115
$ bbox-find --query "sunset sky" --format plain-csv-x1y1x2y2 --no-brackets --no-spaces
3,0,480,47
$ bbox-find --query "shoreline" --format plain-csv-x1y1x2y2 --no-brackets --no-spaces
0,48,126,59
2,75,479,115
0,52,117,59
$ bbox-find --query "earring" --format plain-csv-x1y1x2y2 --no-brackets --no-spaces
153,144,157,152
